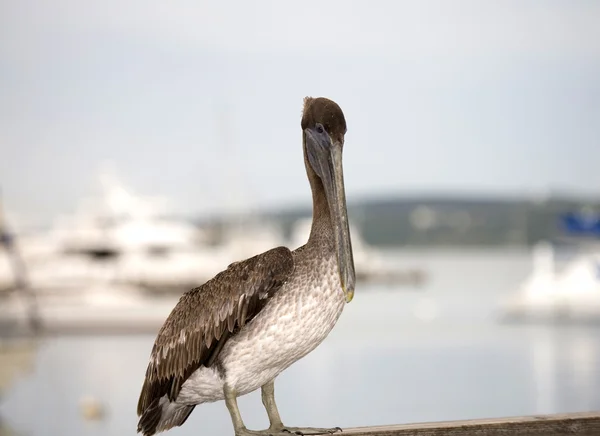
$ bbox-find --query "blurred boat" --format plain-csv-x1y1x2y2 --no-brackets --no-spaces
0,170,231,297
0,169,291,335
216,220,286,262
0,284,176,336
289,218,427,287
498,241,600,324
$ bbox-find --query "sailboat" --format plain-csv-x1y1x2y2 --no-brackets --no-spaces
499,210,600,324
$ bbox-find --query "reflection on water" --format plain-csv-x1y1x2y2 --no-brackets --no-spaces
1,250,600,436
2,325,599,436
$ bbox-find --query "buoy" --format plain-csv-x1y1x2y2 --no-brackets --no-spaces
80,396,106,421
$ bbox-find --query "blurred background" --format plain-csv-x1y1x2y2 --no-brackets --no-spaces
1,1,600,435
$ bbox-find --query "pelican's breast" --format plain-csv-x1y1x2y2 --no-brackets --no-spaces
220,252,345,394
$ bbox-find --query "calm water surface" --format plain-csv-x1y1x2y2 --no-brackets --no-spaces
2,249,599,436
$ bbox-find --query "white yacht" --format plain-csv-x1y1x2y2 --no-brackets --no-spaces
1,170,226,297
0,283,176,335
499,240,600,323
0,170,238,335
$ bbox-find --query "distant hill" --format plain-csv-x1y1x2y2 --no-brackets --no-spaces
197,194,600,248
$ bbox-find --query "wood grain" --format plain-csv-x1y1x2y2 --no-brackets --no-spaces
341,411,600,436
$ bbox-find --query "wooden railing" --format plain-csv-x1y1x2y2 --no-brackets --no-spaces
341,411,600,435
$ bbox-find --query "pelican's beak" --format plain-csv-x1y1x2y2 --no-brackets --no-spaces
305,127,356,303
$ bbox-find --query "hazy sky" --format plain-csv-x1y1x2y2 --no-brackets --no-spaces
1,1,600,225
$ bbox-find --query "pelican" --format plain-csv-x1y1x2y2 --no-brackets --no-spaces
137,97,355,436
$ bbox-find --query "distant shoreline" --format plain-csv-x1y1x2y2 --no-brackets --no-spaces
198,195,600,248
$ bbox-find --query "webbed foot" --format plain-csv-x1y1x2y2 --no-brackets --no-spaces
280,427,342,436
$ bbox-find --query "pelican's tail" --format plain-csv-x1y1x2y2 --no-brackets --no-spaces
137,396,195,436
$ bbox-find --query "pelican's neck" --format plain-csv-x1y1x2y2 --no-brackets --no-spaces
306,166,334,249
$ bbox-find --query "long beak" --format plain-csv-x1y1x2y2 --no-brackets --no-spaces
305,128,356,303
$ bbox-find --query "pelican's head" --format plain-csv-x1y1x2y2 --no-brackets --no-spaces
301,97,355,303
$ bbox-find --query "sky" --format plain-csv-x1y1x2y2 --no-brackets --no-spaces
1,0,600,225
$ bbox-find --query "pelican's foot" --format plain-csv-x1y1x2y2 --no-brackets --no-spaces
280,427,342,436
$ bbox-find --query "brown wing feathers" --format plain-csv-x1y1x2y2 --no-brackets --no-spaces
137,246,294,416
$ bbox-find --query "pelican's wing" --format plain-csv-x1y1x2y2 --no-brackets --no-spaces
137,246,294,415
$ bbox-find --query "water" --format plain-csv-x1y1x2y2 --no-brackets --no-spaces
2,249,600,436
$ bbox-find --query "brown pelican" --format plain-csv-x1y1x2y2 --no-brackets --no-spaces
137,97,355,436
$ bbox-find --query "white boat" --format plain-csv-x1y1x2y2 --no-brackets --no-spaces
0,169,292,335
1,169,229,297
0,284,176,336
498,241,600,323
215,219,286,262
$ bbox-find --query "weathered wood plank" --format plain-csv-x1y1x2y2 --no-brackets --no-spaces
341,411,600,435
